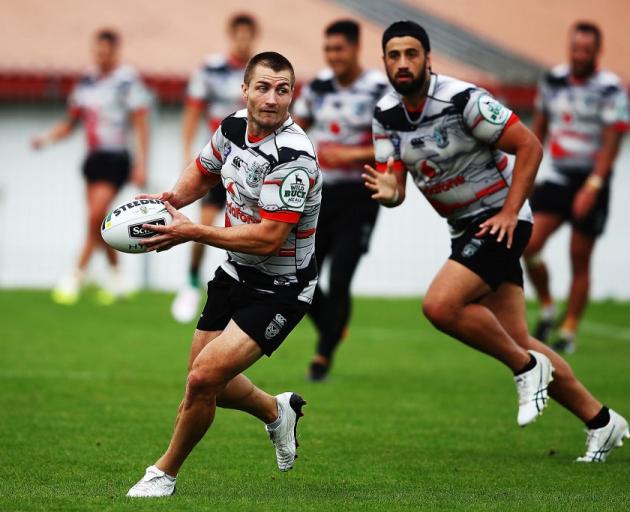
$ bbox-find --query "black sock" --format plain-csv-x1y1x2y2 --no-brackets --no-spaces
586,406,610,429
514,355,536,376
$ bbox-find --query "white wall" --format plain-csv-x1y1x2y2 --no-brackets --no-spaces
1,104,629,297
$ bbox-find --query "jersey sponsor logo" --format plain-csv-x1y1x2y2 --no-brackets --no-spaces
226,200,259,224
280,169,309,208
265,313,287,340
477,95,510,125
128,218,166,238
423,175,465,195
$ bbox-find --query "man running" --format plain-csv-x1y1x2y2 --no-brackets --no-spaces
363,20,628,462
523,22,630,353
32,29,150,304
126,52,322,497
171,13,259,323
293,19,388,380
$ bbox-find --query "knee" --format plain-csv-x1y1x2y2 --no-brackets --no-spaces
422,296,457,331
186,366,226,401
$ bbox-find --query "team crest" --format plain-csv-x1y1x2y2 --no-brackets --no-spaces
462,238,484,258
265,314,287,340
433,125,449,148
246,161,269,187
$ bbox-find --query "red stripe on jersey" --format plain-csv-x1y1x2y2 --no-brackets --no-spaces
496,112,520,139
297,228,316,239
611,121,630,133
263,179,283,185
209,118,221,134
476,179,506,198
211,141,222,161
186,97,206,108
426,179,506,215
259,209,301,223
550,138,571,158
278,249,296,257
68,106,82,120
375,159,405,173
497,155,509,172
195,156,212,176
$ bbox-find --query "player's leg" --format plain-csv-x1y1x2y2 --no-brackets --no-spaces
422,260,530,371
481,282,629,461
480,282,601,421
523,212,564,341
171,188,224,322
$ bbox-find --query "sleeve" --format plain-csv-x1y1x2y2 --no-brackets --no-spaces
186,68,210,107
195,128,225,176
67,83,83,120
462,89,519,144
600,85,630,133
291,83,313,121
125,75,151,112
258,159,316,223
534,78,548,115
372,115,405,173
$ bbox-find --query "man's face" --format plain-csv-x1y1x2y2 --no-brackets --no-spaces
230,24,257,61
324,34,359,78
242,65,293,130
93,40,118,71
569,30,599,78
383,36,430,95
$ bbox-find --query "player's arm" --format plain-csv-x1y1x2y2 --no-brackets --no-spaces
31,111,80,149
130,108,150,187
531,110,548,144
182,100,205,163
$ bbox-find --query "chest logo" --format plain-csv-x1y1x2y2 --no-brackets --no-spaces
280,169,310,208
246,161,269,187
434,125,449,148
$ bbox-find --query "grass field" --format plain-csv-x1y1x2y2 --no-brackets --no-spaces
1,289,629,511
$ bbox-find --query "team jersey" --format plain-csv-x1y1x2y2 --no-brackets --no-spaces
292,68,388,184
186,53,247,133
68,65,151,152
535,65,630,179
196,110,322,302
373,73,532,237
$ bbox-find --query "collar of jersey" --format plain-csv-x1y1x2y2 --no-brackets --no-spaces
399,73,438,125
244,115,293,146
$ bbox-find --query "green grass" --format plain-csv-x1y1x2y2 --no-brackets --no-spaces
1,290,629,511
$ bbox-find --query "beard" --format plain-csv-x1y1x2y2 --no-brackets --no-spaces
389,60,429,96
571,59,596,79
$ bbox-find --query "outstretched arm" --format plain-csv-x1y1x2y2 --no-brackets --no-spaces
31,115,80,149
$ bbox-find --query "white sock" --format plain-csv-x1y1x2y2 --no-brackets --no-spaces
541,303,556,321
559,328,576,342
266,400,283,430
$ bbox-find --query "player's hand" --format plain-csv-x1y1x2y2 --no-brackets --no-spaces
140,201,193,252
31,136,46,150
476,209,518,248
135,190,179,207
572,185,598,220
362,156,399,203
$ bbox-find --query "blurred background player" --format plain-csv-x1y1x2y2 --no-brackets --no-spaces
293,19,388,381
524,22,630,353
31,29,150,305
171,13,259,322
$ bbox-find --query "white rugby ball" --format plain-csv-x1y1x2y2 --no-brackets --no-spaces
101,199,172,253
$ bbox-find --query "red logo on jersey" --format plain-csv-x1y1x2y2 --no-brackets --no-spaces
226,201,259,224
423,175,465,196
329,121,341,135
418,159,440,178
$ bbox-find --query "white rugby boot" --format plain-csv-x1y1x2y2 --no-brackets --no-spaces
171,284,201,323
265,392,307,471
514,350,554,426
577,409,629,462
126,465,176,498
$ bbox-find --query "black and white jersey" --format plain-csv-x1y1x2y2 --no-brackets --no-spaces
373,73,532,237
187,53,247,133
292,69,388,184
196,110,322,302
535,65,630,180
68,65,151,152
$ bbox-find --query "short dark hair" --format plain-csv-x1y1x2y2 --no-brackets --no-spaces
229,13,258,34
95,28,120,45
573,21,602,50
325,19,360,44
382,20,430,52
244,51,295,86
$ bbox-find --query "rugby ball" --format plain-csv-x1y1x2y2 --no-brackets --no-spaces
101,199,172,253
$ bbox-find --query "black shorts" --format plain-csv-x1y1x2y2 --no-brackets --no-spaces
449,212,533,291
197,267,310,356
317,182,380,255
201,183,227,208
530,173,610,237
82,151,130,189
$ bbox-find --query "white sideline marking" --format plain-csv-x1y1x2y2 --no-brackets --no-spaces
580,321,630,342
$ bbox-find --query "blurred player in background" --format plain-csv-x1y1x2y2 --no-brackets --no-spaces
171,13,259,323
31,29,150,305
127,52,321,497
524,22,630,353
364,21,628,462
293,19,388,381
